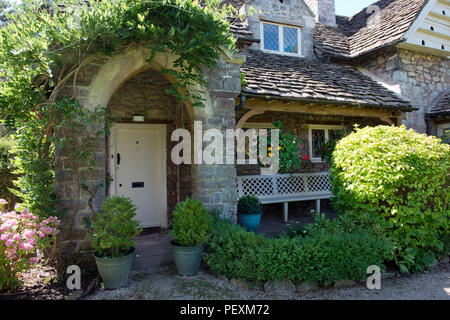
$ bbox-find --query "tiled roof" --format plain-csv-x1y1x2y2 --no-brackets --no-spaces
314,0,428,58
241,50,413,110
429,91,450,116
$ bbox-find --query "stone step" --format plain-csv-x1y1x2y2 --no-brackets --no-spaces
132,232,174,270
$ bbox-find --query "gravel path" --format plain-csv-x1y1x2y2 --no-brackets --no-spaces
86,262,450,300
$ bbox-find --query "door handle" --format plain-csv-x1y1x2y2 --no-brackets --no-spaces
117,153,121,165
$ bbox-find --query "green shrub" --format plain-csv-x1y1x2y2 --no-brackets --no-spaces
237,195,262,215
170,198,213,247
330,125,450,273
204,218,390,284
88,197,142,258
0,135,19,211
204,218,265,280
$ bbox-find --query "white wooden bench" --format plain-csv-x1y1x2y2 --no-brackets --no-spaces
237,172,333,223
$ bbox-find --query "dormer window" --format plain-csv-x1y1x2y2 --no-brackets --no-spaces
261,21,302,56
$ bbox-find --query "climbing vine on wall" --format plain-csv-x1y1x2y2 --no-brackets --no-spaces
0,0,238,217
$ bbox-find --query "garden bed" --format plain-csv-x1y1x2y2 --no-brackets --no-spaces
0,265,99,300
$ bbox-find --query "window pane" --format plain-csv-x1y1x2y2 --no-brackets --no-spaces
283,26,298,54
263,23,279,51
312,129,325,158
329,129,341,141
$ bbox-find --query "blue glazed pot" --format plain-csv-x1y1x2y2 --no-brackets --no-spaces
239,213,262,233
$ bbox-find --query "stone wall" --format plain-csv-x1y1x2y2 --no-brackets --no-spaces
357,47,450,133
304,0,337,27
235,110,385,176
193,57,242,222
55,48,242,253
246,0,316,59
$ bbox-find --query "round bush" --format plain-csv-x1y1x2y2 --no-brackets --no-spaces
330,125,450,272
89,196,142,258
170,198,213,247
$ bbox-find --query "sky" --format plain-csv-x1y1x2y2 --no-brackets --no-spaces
7,0,380,18
335,0,378,17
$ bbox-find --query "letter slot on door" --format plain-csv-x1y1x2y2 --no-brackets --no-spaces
132,182,145,188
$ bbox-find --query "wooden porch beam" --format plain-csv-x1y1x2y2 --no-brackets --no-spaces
244,99,404,122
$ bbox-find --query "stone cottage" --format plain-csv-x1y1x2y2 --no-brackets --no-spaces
55,0,449,260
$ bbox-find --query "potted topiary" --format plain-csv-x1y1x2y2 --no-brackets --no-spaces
238,195,262,233
170,198,213,276
88,196,142,289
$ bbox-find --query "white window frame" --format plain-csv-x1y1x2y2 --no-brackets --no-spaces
308,124,342,163
260,21,302,57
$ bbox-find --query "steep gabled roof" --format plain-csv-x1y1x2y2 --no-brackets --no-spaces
241,50,413,110
428,91,450,117
314,0,429,58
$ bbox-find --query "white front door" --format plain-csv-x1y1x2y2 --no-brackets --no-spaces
109,124,167,228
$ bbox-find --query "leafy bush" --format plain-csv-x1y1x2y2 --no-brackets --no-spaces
330,125,450,273
170,198,213,247
204,218,390,284
0,135,19,211
237,195,261,215
0,202,60,291
88,197,142,258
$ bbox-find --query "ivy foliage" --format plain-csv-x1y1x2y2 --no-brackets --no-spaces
330,125,450,273
0,0,237,217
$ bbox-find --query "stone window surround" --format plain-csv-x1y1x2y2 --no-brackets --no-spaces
308,124,342,163
260,19,303,57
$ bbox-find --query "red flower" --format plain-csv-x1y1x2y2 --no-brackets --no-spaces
302,155,310,161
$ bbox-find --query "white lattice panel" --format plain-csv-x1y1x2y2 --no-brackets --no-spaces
237,172,332,202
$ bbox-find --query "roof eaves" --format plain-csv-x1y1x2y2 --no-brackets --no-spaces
240,91,416,112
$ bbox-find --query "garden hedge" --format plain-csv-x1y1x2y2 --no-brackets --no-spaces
330,125,450,273
204,218,389,285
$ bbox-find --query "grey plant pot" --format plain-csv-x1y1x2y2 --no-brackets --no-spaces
93,248,135,289
171,241,204,276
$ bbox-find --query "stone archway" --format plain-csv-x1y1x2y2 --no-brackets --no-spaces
55,45,244,253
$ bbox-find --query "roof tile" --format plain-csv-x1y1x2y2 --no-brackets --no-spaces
314,0,428,58
241,50,413,110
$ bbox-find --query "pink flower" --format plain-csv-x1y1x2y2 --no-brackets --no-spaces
23,229,36,239
40,227,53,235
28,257,39,265
6,248,17,260
19,242,33,251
